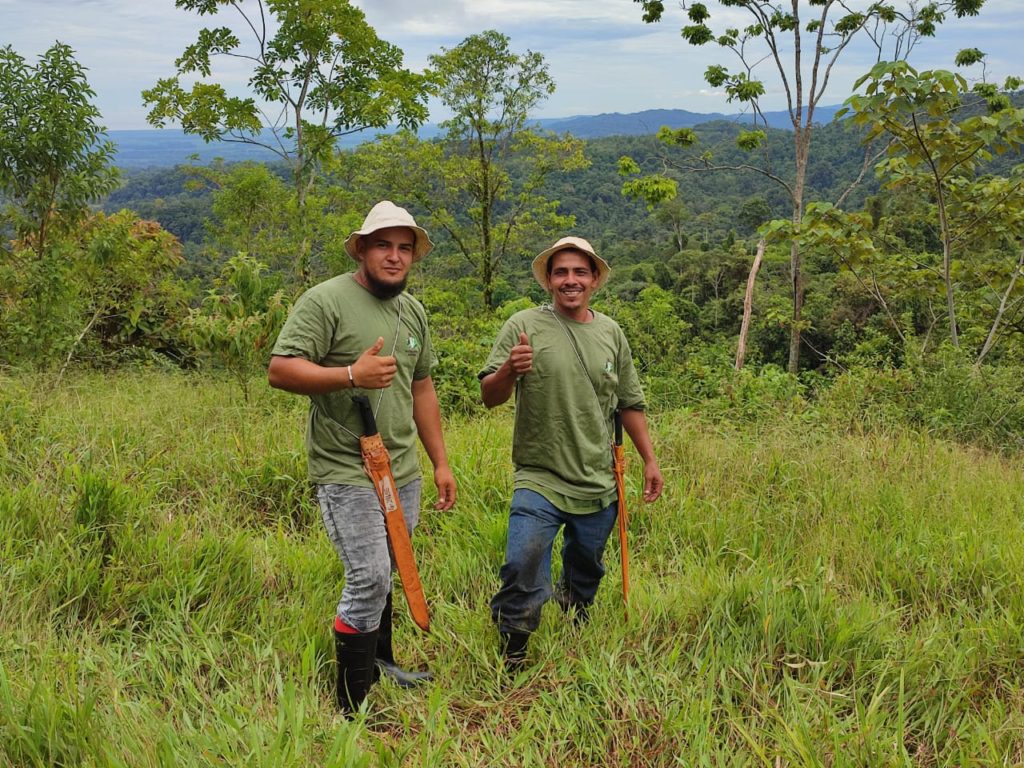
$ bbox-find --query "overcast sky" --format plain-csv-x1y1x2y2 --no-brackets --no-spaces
2,0,1019,130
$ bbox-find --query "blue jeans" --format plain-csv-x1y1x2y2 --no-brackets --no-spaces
490,489,618,634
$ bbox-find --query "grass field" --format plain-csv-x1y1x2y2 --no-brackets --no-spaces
2,370,1024,766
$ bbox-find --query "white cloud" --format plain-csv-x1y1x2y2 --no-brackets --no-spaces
1,0,1019,129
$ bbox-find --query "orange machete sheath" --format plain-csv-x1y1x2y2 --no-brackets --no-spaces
353,396,430,632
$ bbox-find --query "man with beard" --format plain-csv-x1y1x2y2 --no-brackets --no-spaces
479,236,663,668
268,201,456,716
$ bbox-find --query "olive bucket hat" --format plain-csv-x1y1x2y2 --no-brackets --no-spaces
344,201,433,262
531,236,610,290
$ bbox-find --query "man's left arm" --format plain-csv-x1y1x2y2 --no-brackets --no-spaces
412,376,457,511
619,408,663,503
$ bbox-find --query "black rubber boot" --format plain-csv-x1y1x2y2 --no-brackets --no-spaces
334,625,379,716
500,631,530,670
552,582,590,626
374,592,432,688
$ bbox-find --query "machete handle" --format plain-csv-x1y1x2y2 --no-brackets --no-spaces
614,409,623,446
352,394,376,436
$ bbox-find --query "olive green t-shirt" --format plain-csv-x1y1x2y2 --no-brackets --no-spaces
479,305,645,513
272,273,436,487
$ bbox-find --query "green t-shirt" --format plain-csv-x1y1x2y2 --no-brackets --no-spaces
479,305,645,513
272,273,436,487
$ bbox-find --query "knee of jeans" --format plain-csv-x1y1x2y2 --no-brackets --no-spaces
501,547,545,583
341,581,390,631
346,554,391,597
363,560,392,602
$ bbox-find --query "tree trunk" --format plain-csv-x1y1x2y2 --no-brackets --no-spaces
55,305,104,387
787,126,812,374
937,187,959,347
736,238,766,371
481,255,493,309
294,159,311,286
975,246,1024,367
788,238,804,374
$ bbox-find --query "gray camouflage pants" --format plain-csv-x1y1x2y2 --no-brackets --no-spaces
316,479,422,633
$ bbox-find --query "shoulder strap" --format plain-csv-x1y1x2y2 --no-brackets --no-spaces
544,304,613,445
317,294,406,443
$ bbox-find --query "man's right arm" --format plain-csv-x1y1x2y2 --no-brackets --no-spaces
268,355,352,395
480,331,532,408
268,337,395,394
480,361,518,408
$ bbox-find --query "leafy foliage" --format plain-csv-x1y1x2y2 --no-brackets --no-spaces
625,0,992,373
845,58,1024,356
143,0,430,282
187,253,290,401
1,212,190,370
0,42,118,258
351,31,589,309
0,44,190,371
75,212,191,364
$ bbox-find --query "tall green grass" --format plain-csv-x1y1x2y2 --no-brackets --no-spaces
2,370,1024,766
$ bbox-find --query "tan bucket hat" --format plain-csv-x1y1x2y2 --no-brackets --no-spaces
344,200,433,262
531,236,610,290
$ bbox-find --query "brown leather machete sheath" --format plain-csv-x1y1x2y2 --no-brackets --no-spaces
353,395,430,632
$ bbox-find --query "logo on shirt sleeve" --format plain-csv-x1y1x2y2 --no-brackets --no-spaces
406,336,420,353
604,360,615,375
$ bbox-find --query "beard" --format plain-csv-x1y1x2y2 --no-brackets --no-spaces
364,271,408,299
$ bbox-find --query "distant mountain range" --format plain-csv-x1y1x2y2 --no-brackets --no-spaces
110,105,843,170
533,105,842,137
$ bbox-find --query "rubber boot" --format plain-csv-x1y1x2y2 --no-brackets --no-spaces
374,592,432,687
334,625,379,716
500,630,530,670
552,581,590,626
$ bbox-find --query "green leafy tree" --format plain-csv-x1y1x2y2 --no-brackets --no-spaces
626,0,987,373
603,285,690,373
0,241,81,366
353,30,589,309
194,162,293,267
415,282,504,415
143,0,430,283
1,211,190,372
0,42,121,368
183,158,362,283
0,42,118,259
187,253,290,401
652,197,690,252
58,212,191,378
843,57,1024,358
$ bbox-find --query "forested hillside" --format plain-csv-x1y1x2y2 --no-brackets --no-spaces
99,106,1024,380
103,118,879,285
107,119,875,241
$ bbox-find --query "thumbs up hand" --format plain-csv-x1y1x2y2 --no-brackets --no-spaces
351,337,398,389
508,331,533,376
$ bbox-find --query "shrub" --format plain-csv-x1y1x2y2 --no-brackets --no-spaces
819,344,1024,450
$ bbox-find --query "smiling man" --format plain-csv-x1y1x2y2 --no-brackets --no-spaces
268,201,456,716
479,236,663,668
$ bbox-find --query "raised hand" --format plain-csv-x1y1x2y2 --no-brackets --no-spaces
508,331,533,376
351,337,397,389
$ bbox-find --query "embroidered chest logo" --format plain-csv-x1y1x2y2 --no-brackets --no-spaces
604,361,615,375
406,336,420,352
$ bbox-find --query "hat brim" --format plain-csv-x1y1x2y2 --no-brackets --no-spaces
344,224,433,262
532,242,610,290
